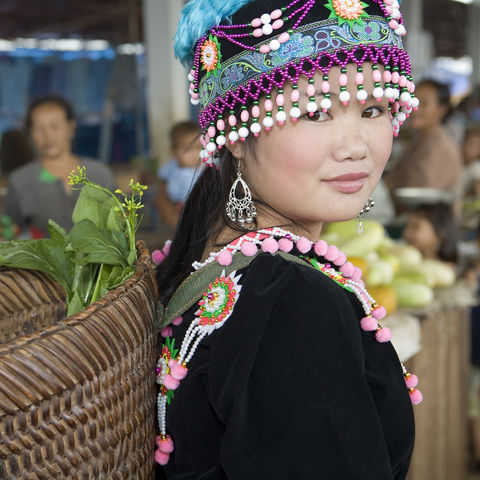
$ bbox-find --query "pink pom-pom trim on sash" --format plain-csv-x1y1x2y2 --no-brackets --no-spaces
405,374,418,389
360,316,378,332
169,359,188,380
375,327,392,343
217,250,233,266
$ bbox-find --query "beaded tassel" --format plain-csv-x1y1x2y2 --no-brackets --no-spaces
290,84,301,121
339,67,350,105
306,77,318,116
275,88,287,125
320,74,332,112
372,64,384,101
355,66,368,104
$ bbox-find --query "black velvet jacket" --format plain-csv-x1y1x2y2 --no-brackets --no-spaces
160,253,415,479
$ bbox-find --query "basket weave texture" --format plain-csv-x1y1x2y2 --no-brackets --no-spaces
0,242,159,480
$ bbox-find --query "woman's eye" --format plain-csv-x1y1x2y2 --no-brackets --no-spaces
362,106,384,118
306,110,331,122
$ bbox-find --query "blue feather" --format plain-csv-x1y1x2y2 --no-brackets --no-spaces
174,0,256,65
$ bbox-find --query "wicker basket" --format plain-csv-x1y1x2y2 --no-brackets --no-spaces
0,242,159,479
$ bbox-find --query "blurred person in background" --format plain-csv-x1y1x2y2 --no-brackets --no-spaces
0,128,34,175
385,80,462,212
3,94,114,237
402,203,458,266
155,120,203,229
462,124,480,201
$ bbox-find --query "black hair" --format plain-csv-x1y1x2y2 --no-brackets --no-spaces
169,121,201,150
25,94,75,134
412,203,459,263
0,128,34,174
416,79,452,123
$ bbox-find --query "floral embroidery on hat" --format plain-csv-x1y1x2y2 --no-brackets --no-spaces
200,34,222,75
325,0,370,26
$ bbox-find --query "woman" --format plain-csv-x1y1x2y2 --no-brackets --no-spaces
156,1,421,478
4,95,114,236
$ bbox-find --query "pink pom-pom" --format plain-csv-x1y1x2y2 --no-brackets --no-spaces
340,261,355,277
333,251,347,266
217,250,232,266
372,305,387,320
278,238,293,252
160,326,172,338
163,374,180,390
296,237,311,254
261,237,279,254
360,316,378,332
155,449,170,465
405,374,419,389
241,241,258,257
324,245,339,262
156,435,174,453
351,266,362,282
168,359,188,380
152,249,166,264
375,327,392,343
314,240,328,257
162,242,171,256
409,388,423,405
172,315,183,326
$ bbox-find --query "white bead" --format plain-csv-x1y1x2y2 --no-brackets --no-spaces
391,9,400,19
320,98,332,110
261,13,271,24
356,90,368,101
395,25,406,36
188,73,194,82
411,97,420,108
392,89,400,99
397,112,407,123
190,98,200,105
269,39,281,51
276,110,287,122
339,91,350,103
373,87,384,99
216,135,226,146
306,101,318,113
400,91,411,103
391,118,400,128
228,131,239,142
206,142,217,153
262,23,273,35
384,87,395,99
289,106,301,118
263,116,274,128
200,149,206,159
238,126,249,138
250,122,261,134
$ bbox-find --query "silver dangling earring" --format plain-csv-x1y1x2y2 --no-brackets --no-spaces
357,196,375,234
226,161,257,227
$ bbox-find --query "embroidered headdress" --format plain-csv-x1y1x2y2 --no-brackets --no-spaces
176,0,416,166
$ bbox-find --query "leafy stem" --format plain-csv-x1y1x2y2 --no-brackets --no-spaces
68,166,147,263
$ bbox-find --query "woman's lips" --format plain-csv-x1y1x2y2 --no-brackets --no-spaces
323,172,368,194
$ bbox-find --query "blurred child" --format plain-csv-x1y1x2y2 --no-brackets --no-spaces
402,203,459,264
462,124,480,201
155,121,202,229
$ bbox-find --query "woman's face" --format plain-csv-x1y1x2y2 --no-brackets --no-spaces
239,63,393,239
30,103,75,160
408,83,446,133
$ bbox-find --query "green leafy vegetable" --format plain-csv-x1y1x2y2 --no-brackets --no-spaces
0,166,147,316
